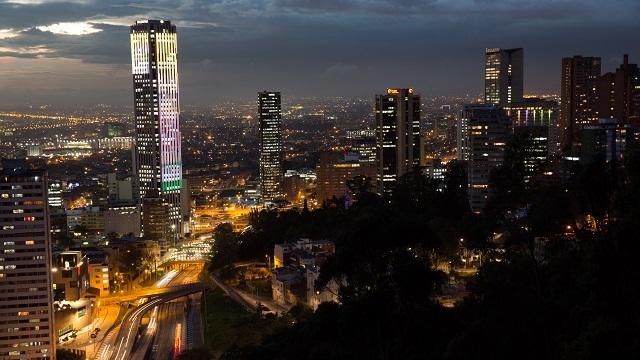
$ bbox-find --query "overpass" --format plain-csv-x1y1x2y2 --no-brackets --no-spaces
106,283,208,360
158,241,211,270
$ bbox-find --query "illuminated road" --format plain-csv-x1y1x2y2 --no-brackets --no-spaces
104,266,202,360
107,284,203,360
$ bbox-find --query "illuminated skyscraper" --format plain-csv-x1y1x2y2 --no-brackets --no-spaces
596,54,640,125
485,48,524,106
375,88,422,197
258,91,283,202
462,105,511,212
0,162,55,359
130,20,182,243
560,56,601,152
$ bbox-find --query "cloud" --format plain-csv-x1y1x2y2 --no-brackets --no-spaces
37,21,102,35
0,44,52,57
0,0,639,106
0,28,20,39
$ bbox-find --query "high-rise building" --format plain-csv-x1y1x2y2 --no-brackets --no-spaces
375,88,422,197
130,20,182,242
580,119,638,165
463,105,511,212
346,130,377,164
504,98,560,154
485,48,524,106
514,126,550,186
142,192,170,248
560,56,602,152
457,111,471,161
596,54,640,125
258,91,284,202
0,162,55,359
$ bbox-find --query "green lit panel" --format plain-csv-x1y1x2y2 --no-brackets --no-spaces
161,179,182,192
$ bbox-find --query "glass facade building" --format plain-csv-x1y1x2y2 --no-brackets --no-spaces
485,48,524,107
375,88,422,197
258,91,284,202
130,20,182,243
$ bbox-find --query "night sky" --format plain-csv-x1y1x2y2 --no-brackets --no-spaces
0,0,638,106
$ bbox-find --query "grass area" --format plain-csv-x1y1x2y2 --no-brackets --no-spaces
240,279,272,299
202,287,287,357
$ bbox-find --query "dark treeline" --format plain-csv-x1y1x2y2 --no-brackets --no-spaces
206,140,640,360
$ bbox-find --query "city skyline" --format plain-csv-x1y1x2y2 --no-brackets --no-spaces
0,0,639,106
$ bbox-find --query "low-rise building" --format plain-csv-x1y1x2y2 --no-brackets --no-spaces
271,239,336,308
105,205,140,237
87,254,111,297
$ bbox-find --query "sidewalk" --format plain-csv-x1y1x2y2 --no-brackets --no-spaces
233,287,291,315
59,304,121,359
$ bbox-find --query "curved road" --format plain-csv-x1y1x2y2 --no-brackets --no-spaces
107,283,204,360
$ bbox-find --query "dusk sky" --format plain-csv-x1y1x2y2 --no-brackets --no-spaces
0,0,638,106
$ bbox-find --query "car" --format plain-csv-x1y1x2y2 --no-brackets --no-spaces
90,333,97,339
94,328,101,332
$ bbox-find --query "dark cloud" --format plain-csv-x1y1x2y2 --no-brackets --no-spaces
0,0,638,106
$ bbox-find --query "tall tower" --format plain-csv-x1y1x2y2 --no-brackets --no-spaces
596,54,640,125
485,48,524,107
560,56,601,152
375,88,422,197
0,161,55,359
130,20,182,244
258,91,283,203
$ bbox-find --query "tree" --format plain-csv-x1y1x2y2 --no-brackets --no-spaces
210,223,239,269
177,347,212,360
56,349,83,360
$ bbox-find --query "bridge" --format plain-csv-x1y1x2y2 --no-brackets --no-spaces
158,240,212,270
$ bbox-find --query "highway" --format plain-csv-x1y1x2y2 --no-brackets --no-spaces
98,266,204,360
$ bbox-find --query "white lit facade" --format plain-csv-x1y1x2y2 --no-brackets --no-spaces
131,20,182,243
258,91,284,203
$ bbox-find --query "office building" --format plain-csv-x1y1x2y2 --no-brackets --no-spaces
375,88,422,197
514,126,550,186
505,98,560,154
316,151,376,203
107,173,133,204
142,192,170,250
485,48,524,106
463,105,511,212
131,20,183,243
258,91,284,203
596,54,640,125
457,111,471,161
423,158,448,181
105,205,141,237
560,56,602,152
346,130,377,164
580,119,638,164
47,180,63,208
0,163,55,359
